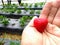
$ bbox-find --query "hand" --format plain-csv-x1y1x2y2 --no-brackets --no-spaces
21,0,60,45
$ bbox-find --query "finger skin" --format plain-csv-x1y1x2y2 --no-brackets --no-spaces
53,8,60,27
52,0,60,27
48,0,59,23
39,2,52,19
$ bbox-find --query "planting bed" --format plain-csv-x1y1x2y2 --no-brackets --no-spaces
0,16,33,34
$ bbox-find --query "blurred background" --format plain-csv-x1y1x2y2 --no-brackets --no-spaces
0,0,55,5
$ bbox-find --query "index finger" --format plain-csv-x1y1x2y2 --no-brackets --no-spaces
39,2,52,19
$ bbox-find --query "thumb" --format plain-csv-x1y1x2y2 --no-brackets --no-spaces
21,16,43,45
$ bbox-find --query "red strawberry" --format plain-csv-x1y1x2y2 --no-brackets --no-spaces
34,18,48,33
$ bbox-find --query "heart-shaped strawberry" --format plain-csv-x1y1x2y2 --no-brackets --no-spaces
34,18,48,33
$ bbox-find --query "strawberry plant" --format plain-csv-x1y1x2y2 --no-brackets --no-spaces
25,8,29,11
39,2,44,7
0,16,9,25
20,19,25,26
11,4,17,8
34,3,38,7
7,8,16,13
20,3,24,6
36,10,40,14
0,16,4,22
1,4,17,13
2,18,9,25
24,3,28,7
29,16,33,19
29,4,32,7
19,16,28,26
19,16,33,26
16,10,21,14
30,10,35,14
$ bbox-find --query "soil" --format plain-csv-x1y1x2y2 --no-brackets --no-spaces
0,33,21,40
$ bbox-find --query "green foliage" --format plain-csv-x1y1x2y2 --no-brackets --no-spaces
29,4,32,7
20,16,28,26
10,41,20,45
22,16,28,20
0,16,4,21
39,2,44,7
30,10,34,14
0,16,9,25
29,16,33,19
24,3,28,7
36,10,40,14
16,10,21,14
1,4,17,13
20,20,25,26
19,16,33,26
2,19,9,25
3,4,17,8
34,3,38,7
0,38,5,45
20,3,24,6
24,3,29,11
25,8,29,11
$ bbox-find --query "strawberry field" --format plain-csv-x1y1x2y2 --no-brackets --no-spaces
0,1,46,45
